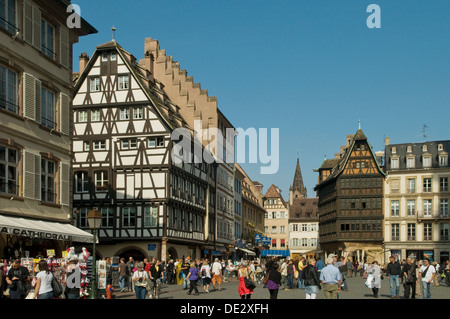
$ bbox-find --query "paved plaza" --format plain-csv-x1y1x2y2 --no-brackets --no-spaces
113,275,450,300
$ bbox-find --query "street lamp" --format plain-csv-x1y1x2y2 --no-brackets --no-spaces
87,209,102,299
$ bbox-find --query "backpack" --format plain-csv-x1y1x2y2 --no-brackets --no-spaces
51,274,64,297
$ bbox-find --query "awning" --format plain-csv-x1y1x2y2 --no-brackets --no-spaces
0,215,95,243
261,250,290,257
237,247,256,256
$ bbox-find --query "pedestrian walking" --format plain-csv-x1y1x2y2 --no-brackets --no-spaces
366,261,382,298
346,259,353,278
237,261,254,299
132,262,149,299
265,262,282,299
148,260,164,299
402,257,417,299
126,257,134,292
280,259,288,289
200,260,211,293
34,260,54,299
303,258,321,299
186,262,200,296
319,256,341,299
118,258,127,292
418,258,436,299
296,256,306,289
181,258,191,290
166,259,175,285
386,255,402,299
286,259,294,290
211,258,223,291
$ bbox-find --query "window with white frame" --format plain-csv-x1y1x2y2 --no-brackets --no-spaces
41,19,55,59
0,65,18,113
111,52,117,61
93,140,106,150
120,108,130,120
78,111,88,122
423,156,432,168
41,158,56,202
271,226,276,234
133,107,143,119
264,226,268,233
391,200,400,217
122,207,136,228
423,178,432,192
0,145,18,195
424,223,433,241
118,75,129,90
441,199,449,217
440,155,448,167
79,207,88,228
280,226,285,233
101,52,108,62
423,199,432,217
148,137,164,148
407,200,415,216
90,78,100,92
391,158,399,169
407,178,415,193
272,212,276,219
144,206,158,227
91,110,101,121
441,177,448,192
301,238,308,247
391,223,400,241
74,171,88,193
95,170,108,191
441,223,449,241
406,157,415,169
407,223,416,241
302,224,308,232
292,224,298,232
0,0,17,34
41,87,56,129
101,207,114,228
122,138,137,149
310,238,317,247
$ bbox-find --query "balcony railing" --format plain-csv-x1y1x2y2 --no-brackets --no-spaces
0,180,19,196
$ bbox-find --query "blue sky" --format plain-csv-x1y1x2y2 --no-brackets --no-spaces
73,0,450,198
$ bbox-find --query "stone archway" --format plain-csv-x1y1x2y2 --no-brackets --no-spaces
114,246,148,262
167,247,178,261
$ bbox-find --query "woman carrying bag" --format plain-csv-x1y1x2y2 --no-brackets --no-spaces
132,262,149,299
238,261,254,299
265,262,282,299
34,260,54,299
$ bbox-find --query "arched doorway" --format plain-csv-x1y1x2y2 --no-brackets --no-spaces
167,247,178,261
115,247,148,262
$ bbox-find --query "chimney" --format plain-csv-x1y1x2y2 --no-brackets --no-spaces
79,52,89,74
385,137,390,146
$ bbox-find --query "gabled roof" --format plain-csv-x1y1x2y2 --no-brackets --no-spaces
288,197,319,220
314,128,386,189
74,40,188,132
264,184,285,201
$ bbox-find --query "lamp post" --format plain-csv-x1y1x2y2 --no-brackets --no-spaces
87,209,102,299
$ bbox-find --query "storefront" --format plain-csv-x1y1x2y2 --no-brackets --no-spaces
0,214,95,259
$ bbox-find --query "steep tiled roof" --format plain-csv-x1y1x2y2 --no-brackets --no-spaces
289,198,319,220
264,184,284,199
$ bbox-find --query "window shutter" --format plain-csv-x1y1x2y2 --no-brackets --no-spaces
32,5,41,50
23,151,40,200
23,1,33,45
23,151,35,199
35,79,41,124
60,27,70,68
59,93,70,135
23,73,36,121
60,162,70,206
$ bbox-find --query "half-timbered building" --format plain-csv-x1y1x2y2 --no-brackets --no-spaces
314,128,386,263
72,39,216,261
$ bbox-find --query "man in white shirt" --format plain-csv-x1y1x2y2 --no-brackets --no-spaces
211,258,223,291
417,258,436,299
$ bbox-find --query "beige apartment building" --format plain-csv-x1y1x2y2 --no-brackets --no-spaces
263,184,289,251
0,0,96,259
384,139,450,264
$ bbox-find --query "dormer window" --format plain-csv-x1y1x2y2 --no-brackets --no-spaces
111,52,117,61
423,145,428,152
438,144,444,151
423,155,432,168
406,156,415,169
392,147,397,154
391,158,399,169
102,52,109,62
407,146,412,153
440,155,448,167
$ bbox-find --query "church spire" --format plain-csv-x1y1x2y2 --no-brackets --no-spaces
290,157,307,199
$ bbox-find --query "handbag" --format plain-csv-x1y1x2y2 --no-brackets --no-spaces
294,270,299,279
244,277,256,290
52,275,64,297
